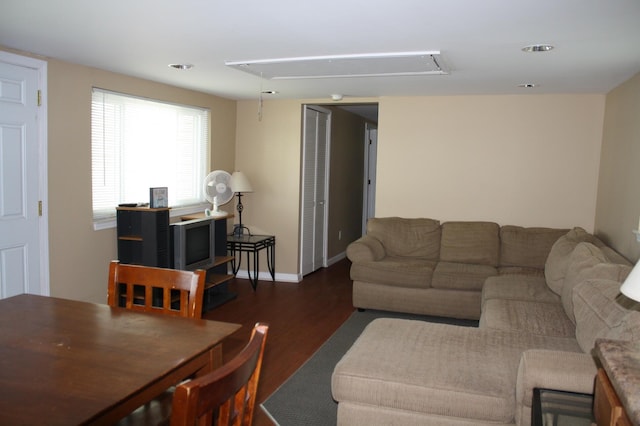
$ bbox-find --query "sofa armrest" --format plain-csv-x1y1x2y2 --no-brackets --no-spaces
346,235,386,262
515,349,597,426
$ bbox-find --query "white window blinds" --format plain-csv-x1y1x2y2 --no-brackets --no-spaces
91,88,209,223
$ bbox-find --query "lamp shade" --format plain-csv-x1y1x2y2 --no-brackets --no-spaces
620,262,640,302
230,171,253,193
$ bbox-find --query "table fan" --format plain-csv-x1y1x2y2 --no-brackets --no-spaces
203,170,233,217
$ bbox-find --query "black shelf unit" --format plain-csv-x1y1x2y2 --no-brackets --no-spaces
202,217,237,310
177,215,236,311
116,207,170,267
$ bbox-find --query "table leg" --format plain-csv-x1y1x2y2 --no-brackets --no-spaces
267,243,275,281
230,247,240,275
248,250,258,291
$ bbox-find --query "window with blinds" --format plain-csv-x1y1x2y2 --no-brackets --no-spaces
91,88,209,225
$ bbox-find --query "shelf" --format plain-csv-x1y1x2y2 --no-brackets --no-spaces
118,235,143,241
205,273,234,290
213,256,234,267
116,206,170,212
180,212,234,221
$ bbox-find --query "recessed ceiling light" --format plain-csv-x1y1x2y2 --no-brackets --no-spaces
521,44,554,53
518,83,538,88
168,64,194,70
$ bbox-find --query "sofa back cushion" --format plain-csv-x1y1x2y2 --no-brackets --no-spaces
439,221,499,266
500,226,568,270
561,242,631,324
573,279,640,352
367,217,441,259
545,227,601,295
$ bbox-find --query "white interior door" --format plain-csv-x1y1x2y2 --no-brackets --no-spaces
0,52,49,298
300,106,330,276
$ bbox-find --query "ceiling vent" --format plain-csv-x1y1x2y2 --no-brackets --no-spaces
225,51,449,80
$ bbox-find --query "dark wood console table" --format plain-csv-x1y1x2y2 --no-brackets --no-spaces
226,234,275,290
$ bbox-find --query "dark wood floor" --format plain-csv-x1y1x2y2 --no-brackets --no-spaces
203,257,355,426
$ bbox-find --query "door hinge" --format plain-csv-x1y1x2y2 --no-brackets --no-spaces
38,201,43,216
37,90,42,106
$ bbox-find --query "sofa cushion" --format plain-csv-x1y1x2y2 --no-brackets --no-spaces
350,257,436,289
367,217,441,259
500,226,567,270
480,299,575,337
544,227,601,295
332,319,581,424
439,222,499,266
482,275,559,308
573,279,640,352
561,243,631,324
432,261,497,291
498,266,546,277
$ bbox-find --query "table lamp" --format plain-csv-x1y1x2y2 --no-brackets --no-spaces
230,171,253,237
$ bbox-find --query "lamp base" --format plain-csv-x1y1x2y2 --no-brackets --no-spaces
233,224,251,237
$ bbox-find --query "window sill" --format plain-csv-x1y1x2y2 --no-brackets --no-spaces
93,203,210,231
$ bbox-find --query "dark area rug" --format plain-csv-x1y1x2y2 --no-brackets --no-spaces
260,309,478,426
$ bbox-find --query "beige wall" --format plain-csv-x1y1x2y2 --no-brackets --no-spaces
376,95,605,230
235,94,606,279
234,100,304,278
595,72,640,262
33,53,237,303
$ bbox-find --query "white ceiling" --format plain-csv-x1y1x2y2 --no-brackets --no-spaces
1,0,640,101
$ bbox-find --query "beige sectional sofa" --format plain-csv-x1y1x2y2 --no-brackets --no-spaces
347,218,570,319
333,221,638,426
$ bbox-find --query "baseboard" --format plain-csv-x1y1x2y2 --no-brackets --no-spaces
232,252,346,283
233,269,301,283
327,251,346,267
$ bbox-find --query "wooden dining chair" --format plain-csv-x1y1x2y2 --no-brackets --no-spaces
170,322,269,426
107,260,206,319
116,323,269,426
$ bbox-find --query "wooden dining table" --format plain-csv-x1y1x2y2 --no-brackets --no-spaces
0,294,240,425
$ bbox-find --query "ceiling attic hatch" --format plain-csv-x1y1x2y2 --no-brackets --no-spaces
225,51,449,79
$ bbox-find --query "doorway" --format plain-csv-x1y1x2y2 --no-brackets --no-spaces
363,123,378,235
299,103,378,277
0,51,49,298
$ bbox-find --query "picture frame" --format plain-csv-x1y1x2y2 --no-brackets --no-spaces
149,187,168,208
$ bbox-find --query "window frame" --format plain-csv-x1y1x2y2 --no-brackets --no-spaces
91,88,210,230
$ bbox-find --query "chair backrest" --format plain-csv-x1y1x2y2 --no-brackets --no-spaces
170,323,269,426
107,260,206,319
